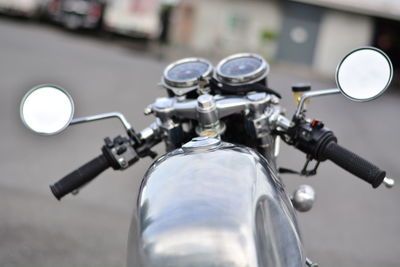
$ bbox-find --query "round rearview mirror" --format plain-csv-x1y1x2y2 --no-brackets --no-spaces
20,85,74,135
336,47,393,101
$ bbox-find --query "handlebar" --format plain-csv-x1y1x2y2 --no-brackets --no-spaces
320,141,386,188
50,154,110,200
285,119,392,188
49,134,153,200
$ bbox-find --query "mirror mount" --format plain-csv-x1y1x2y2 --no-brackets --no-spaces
294,88,341,119
70,112,133,131
293,47,392,120
20,84,141,143
70,112,141,144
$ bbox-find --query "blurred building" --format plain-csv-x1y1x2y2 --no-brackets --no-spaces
170,0,400,76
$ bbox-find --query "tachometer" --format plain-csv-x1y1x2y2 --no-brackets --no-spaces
215,53,269,86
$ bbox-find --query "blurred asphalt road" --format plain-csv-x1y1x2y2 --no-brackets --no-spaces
1,17,400,267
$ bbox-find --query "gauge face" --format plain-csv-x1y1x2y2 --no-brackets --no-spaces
167,61,210,82
162,58,213,96
220,57,261,77
216,53,269,85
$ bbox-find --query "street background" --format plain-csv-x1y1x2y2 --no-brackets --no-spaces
1,15,400,267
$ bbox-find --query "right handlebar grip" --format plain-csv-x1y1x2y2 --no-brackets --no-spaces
50,154,110,200
320,141,386,188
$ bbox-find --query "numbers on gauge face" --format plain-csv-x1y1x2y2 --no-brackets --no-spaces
220,57,261,77
216,53,269,86
162,58,214,97
167,61,211,82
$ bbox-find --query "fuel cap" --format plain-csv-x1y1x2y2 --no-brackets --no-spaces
182,136,221,151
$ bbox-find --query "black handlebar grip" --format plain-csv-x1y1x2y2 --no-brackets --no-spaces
321,141,386,188
50,154,110,200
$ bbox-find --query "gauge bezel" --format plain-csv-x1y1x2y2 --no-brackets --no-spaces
215,53,269,86
161,57,214,96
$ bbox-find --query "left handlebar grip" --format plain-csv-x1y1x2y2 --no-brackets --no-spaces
50,154,110,200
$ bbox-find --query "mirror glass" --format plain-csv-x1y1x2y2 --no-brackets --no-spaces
336,47,393,101
20,85,74,135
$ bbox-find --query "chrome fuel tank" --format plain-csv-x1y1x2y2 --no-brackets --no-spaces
128,138,304,267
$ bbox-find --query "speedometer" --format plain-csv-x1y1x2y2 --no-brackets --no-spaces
215,53,269,86
162,58,213,96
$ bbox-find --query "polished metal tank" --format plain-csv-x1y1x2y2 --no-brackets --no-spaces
127,137,304,267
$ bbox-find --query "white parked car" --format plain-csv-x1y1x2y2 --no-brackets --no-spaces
103,0,161,39
0,0,48,18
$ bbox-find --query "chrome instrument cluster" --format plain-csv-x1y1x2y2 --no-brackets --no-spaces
161,57,213,96
216,53,269,86
160,53,270,96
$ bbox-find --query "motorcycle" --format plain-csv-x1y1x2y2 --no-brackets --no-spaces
19,46,395,267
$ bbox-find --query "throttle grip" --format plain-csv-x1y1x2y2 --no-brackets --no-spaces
50,154,110,200
320,141,386,188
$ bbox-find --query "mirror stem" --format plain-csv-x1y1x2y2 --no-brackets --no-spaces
294,88,340,118
71,112,134,132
